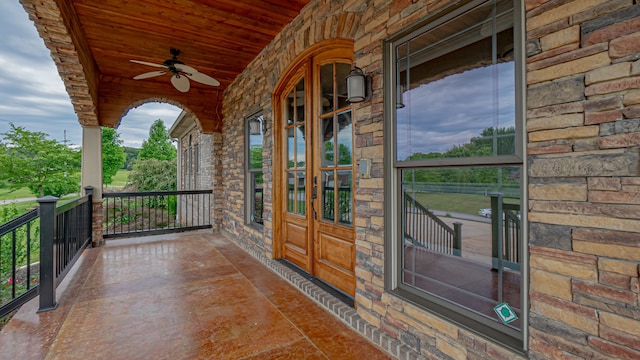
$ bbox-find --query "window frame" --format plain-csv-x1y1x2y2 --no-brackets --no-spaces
383,0,527,352
245,111,265,226
194,142,199,189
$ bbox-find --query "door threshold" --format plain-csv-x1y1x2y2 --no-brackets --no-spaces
277,259,354,308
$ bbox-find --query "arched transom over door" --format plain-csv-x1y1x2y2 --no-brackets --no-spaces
274,42,355,297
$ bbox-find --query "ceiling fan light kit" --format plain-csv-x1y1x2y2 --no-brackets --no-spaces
131,48,220,92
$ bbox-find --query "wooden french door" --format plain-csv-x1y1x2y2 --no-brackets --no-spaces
277,46,356,297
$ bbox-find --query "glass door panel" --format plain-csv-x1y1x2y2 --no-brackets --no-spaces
337,170,352,225
285,77,307,216
337,111,353,166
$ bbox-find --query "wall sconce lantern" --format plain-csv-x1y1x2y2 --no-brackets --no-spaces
396,84,405,109
346,66,371,103
249,117,263,135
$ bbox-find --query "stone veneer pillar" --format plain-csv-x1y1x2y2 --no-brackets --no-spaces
212,132,224,231
81,126,104,246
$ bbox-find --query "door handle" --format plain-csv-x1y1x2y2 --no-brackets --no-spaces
312,176,318,219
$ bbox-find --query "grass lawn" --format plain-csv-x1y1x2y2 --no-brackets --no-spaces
0,187,33,201
106,170,130,189
409,191,520,216
0,194,80,221
411,192,490,216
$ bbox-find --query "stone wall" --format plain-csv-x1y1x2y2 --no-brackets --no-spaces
176,115,215,227
218,0,640,359
526,0,640,359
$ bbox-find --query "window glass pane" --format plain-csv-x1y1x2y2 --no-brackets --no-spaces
295,79,305,123
296,172,306,216
401,165,521,330
396,0,514,162
322,116,334,167
337,170,352,225
286,89,294,125
182,149,188,188
336,63,351,109
320,64,333,114
252,172,264,224
287,128,295,169
296,125,306,168
195,143,200,188
249,116,263,169
287,172,295,213
337,111,353,166
321,171,335,221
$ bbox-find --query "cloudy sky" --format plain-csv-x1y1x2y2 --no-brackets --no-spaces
0,1,182,148
396,62,515,160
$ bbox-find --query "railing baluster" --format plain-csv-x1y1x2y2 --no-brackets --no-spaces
26,221,32,290
100,190,212,239
11,230,16,298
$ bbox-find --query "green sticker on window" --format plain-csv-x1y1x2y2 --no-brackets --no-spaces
493,302,518,324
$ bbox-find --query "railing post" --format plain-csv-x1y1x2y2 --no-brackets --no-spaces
37,195,59,312
85,186,94,246
490,192,504,271
453,222,463,255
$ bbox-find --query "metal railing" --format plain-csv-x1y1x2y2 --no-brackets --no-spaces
0,208,39,318
103,190,212,239
322,186,352,224
403,192,462,255
38,189,94,312
1,187,93,316
490,193,521,271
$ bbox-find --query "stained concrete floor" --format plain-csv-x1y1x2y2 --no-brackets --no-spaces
0,231,392,359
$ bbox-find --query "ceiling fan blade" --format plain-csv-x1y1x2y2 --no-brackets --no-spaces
173,63,198,74
171,74,190,92
130,59,166,68
185,72,220,86
133,71,166,80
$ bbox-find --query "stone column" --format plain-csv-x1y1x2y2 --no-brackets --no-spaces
212,132,224,231
81,126,104,246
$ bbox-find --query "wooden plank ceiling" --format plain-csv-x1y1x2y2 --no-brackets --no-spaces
24,0,311,132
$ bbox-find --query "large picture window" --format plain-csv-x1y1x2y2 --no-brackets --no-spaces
246,112,264,225
386,0,525,348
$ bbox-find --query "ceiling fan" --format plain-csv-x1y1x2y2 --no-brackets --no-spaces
130,48,220,92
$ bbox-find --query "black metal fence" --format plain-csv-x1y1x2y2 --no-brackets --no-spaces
53,195,93,284
103,190,212,239
321,186,352,225
0,188,93,317
0,208,39,318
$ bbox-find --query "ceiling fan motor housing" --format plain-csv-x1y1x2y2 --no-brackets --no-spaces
165,48,185,75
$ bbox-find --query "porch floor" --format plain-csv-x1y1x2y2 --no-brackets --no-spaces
0,231,392,360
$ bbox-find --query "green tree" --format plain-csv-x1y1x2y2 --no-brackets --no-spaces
0,123,80,197
127,158,177,192
123,147,140,170
322,142,353,165
102,127,126,185
404,127,518,183
138,120,176,161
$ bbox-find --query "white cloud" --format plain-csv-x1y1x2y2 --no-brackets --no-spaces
119,103,183,148
396,62,516,159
